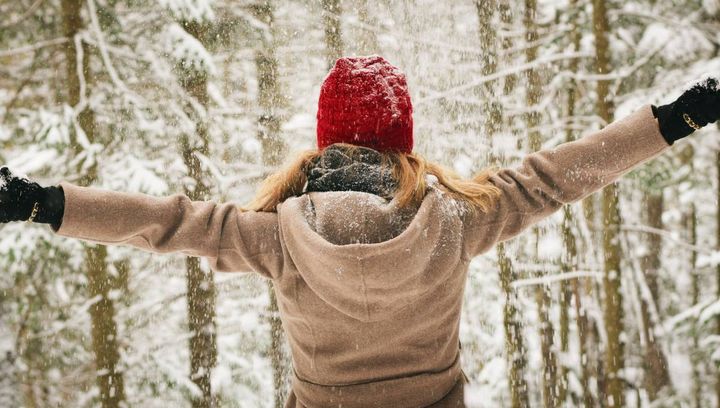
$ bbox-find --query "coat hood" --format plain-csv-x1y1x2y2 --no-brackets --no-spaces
277,185,466,322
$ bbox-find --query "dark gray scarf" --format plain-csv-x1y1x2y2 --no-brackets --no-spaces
304,145,398,200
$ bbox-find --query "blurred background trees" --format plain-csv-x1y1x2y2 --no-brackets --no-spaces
2,0,720,406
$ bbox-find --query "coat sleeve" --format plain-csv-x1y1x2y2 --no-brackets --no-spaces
52,182,283,279
463,104,671,258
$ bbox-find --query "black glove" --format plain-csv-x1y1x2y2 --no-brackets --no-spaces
652,77,720,145
0,167,64,230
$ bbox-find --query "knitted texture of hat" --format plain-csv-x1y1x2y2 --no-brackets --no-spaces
316,56,414,153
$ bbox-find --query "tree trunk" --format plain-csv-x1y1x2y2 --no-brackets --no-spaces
679,144,702,408
559,210,573,407
592,0,625,406
267,281,287,408
357,0,379,55
479,2,529,406
524,1,559,406
498,0,516,96
558,252,571,406
535,280,559,408
714,19,720,402
572,276,595,408
252,3,289,406
15,260,52,408
600,126,625,402
559,3,583,403
565,5,602,406
717,145,720,408
691,200,701,408
253,1,285,166
177,20,218,408
498,244,531,408
85,245,125,407
639,191,671,399
61,1,125,407
563,46,595,402
475,0,502,137
322,0,343,69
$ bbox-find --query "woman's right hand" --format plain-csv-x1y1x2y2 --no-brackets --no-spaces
0,167,64,227
652,77,720,145
0,166,43,223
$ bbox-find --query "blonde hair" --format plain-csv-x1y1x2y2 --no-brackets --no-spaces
243,143,502,214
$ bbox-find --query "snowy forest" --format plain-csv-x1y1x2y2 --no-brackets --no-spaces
1,0,720,407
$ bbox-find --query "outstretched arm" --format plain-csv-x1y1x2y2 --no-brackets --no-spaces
464,78,719,257
463,104,669,257
0,173,283,278
53,182,283,277
465,78,720,256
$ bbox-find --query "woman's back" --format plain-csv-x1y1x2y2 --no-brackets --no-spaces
275,185,469,407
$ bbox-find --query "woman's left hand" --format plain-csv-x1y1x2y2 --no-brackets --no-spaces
653,77,720,145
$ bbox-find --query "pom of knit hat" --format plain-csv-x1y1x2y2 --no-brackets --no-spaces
316,56,414,153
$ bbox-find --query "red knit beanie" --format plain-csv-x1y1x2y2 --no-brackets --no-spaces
316,56,414,153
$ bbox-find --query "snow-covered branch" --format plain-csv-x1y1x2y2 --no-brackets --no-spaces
415,51,592,105
0,37,68,58
510,270,602,289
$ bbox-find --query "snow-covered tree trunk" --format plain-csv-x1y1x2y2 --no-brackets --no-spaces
253,1,285,166
558,37,594,398
716,144,720,407
711,17,720,405
524,1,559,406
475,0,501,137
592,0,625,406
498,246,531,408
639,191,671,399
559,3,583,404
15,258,51,407
357,0,379,55
61,1,125,406
252,2,289,406
498,0,516,94
176,18,218,408
478,1,530,405
679,143,702,408
322,0,343,69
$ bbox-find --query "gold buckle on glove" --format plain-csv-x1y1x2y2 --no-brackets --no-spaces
26,202,39,223
683,113,701,130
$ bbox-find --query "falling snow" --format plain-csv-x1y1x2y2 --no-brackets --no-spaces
1,1,719,407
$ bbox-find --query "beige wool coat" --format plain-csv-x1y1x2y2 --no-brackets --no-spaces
52,105,671,407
